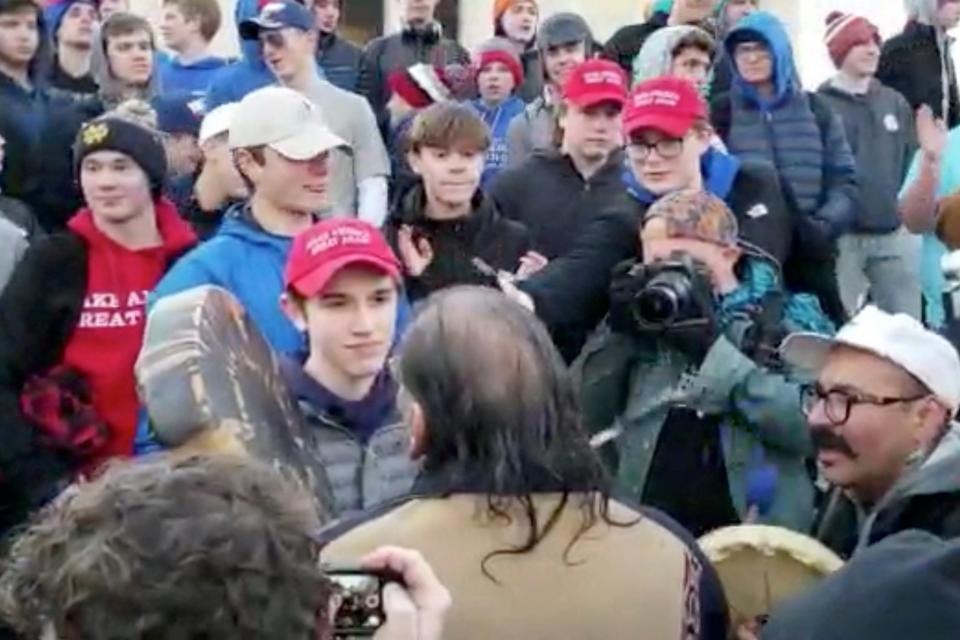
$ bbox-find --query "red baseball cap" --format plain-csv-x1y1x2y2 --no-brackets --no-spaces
562,59,628,109
284,219,402,298
623,77,707,138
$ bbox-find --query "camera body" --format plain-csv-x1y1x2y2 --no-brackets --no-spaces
609,251,715,338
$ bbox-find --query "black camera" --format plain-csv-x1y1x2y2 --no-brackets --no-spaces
610,252,713,334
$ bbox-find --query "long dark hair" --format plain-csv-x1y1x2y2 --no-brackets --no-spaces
397,287,635,580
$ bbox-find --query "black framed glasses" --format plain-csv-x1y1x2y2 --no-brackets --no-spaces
799,383,928,426
733,42,771,60
627,137,685,161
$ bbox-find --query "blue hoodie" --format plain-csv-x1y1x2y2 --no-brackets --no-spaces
149,203,304,355
157,55,229,99
722,11,856,234
470,96,527,189
204,0,274,109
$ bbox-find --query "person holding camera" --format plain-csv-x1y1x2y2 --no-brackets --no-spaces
510,76,795,362
578,190,834,537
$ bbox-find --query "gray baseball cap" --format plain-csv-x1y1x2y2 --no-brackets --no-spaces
536,12,592,50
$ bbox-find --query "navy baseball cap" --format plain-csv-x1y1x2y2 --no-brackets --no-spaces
239,0,313,40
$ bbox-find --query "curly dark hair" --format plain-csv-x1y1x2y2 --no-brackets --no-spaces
0,455,330,640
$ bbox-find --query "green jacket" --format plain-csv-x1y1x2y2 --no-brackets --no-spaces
579,261,832,532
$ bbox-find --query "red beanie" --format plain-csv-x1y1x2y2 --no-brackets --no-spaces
824,11,881,68
477,49,524,88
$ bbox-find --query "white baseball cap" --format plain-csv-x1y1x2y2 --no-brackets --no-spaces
198,103,238,146
781,306,960,415
228,86,347,160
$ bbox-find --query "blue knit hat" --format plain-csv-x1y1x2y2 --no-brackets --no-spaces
43,0,97,41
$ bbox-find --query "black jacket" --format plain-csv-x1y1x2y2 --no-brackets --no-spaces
317,31,363,94
384,182,531,301
517,47,544,103
0,235,87,538
358,25,470,120
603,11,669,74
488,151,629,259
877,21,960,128
521,161,794,361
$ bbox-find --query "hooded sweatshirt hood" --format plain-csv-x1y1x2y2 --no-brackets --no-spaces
89,16,160,108
631,24,710,86
857,423,960,551
725,10,798,107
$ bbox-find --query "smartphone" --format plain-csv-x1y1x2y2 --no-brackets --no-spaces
325,566,402,638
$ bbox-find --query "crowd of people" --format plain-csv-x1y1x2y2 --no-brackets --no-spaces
3,0,960,637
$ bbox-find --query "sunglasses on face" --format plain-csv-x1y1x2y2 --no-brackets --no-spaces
259,30,287,49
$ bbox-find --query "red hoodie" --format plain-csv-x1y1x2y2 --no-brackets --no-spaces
61,198,196,467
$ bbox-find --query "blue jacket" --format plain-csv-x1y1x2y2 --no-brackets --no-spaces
470,96,527,189
721,11,857,237
149,204,304,355
157,55,229,99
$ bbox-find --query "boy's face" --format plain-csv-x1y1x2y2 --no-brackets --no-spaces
627,126,711,196
939,0,960,30
106,29,154,86
500,1,537,43
160,4,197,52
313,0,340,34
0,6,39,70
239,147,331,214
165,132,201,177
291,266,398,383
80,149,154,225
398,0,439,25
408,146,484,214
841,40,880,78
724,0,757,26
543,40,586,88
98,0,128,21
201,135,247,198
670,46,712,92
58,2,98,49
733,40,773,86
260,27,315,84
477,61,516,105
560,101,623,162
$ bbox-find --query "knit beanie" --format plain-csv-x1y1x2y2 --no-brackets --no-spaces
474,37,524,88
43,0,96,41
493,0,538,25
388,64,454,109
824,11,881,68
74,116,168,196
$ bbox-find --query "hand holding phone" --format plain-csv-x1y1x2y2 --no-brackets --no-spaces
325,566,401,638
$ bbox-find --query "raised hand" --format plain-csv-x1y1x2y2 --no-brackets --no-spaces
515,251,549,280
396,225,434,277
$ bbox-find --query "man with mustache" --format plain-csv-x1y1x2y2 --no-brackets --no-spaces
782,305,960,558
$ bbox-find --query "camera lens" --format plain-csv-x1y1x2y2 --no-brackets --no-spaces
636,285,680,325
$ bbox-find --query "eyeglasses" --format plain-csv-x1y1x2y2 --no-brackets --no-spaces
799,383,928,427
627,137,685,160
733,42,771,60
259,30,287,49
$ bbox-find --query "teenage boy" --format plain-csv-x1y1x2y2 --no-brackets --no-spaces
39,12,160,230
604,0,716,75
385,102,531,301
711,0,759,96
632,25,715,93
44,0,99,100
493,0,542,102
490,59,628,260
508,77,795,361
157,0,227,99
280,218,417,517
469,37,526,188
358,0,469,121
816,12,921,319
151,86,345,356
313,0,362,93
713,10,858,324
185,102,247,238
878,0,960,128
506,12,591,167
240,0,390,224
0,0,50,213
0,116,197,537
